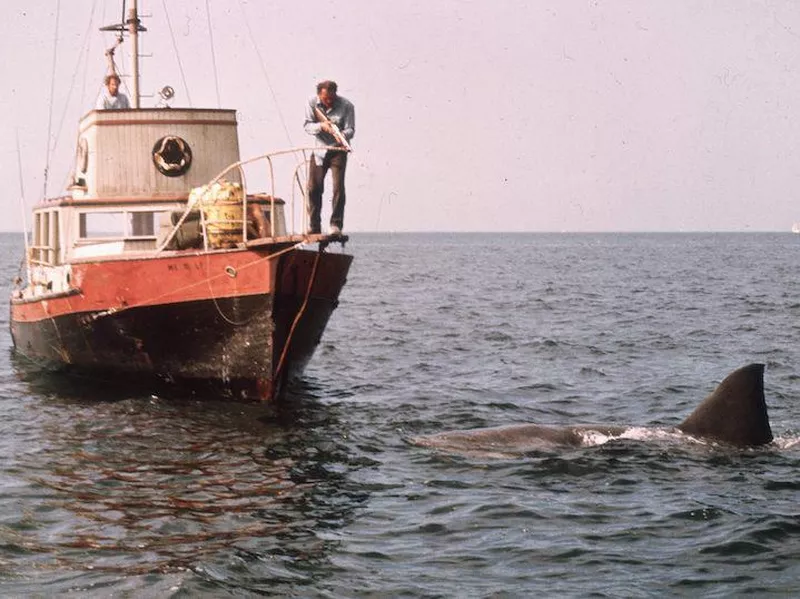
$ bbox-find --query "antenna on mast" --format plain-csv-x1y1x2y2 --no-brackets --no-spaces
99,0,146,108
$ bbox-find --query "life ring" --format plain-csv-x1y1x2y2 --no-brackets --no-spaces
152,135,192,177
75,137,89,174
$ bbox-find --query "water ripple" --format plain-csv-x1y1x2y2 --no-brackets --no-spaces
2,233,800,595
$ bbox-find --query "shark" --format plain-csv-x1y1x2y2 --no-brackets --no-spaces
414,364,774,456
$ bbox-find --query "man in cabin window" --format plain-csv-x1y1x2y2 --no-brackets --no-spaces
303,80,355,236
95,74,131,110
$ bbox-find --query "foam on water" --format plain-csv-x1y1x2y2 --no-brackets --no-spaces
575,426,705,447
773,435,800,450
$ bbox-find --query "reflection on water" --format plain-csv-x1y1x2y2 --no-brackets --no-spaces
4,364,371,587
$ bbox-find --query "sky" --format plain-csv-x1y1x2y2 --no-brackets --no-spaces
1,0,800,233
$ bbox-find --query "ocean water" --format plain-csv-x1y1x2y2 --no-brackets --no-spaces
1,232,799,597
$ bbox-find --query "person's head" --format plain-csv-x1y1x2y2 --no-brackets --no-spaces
316,80,338,108
104,74,121,96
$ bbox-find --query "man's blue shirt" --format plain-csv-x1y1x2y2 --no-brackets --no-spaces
304,95,355,165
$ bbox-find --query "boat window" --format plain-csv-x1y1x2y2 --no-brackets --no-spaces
33,213,41,247
78,210,159,240
50,211,60,264
40,211,50,251
31,210,60,265
32,212,44,263
129,212,156,237
79,212,126,239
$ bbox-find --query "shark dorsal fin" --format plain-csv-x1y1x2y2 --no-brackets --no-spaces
678,363,772,446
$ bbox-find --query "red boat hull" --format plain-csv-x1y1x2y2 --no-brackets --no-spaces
10,246,352,400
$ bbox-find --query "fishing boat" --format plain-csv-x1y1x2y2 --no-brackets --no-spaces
9,1,353,401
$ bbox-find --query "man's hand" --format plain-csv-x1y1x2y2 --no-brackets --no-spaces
320,121,334,135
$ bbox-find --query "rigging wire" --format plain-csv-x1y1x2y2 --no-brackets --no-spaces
161,0,193,106
43,0,62,200
16,130,30,281
109,54,127,95
104,2,132,100
81,0,104,109
236,0,295,148
205,0,222,108
112,32,132,99
54,0,100,191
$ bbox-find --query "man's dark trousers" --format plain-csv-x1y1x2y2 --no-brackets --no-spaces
307,151,348,233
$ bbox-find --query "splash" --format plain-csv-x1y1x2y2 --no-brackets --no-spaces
577,427,703,447
773,435,800,450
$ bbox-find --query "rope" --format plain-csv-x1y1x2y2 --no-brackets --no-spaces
162,0,193,106
273,247,322,388
89,242,305,322
207,242,308,326
205,0,222,108
203,216,299,324
42,0,62,200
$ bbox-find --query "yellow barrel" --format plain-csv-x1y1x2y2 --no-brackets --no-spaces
192,180,245,249
203,199,243,248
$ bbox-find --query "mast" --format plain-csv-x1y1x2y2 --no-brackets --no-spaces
100,0,146,109
128,0,141,108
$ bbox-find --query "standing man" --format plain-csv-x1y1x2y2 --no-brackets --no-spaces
304,80,355,235
95,74,131,110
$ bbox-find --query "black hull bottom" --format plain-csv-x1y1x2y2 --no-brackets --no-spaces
11,352,275,402
10,293,338,401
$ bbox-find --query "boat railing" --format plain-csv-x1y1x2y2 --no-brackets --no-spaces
156,146,347,252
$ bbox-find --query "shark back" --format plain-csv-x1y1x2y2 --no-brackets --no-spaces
678,363,772,447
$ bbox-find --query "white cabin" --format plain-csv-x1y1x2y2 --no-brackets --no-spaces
72,108,241,199
26,107,288,297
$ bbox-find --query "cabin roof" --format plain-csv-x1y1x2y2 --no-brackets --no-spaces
33,194,285,210
78,107,238,134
